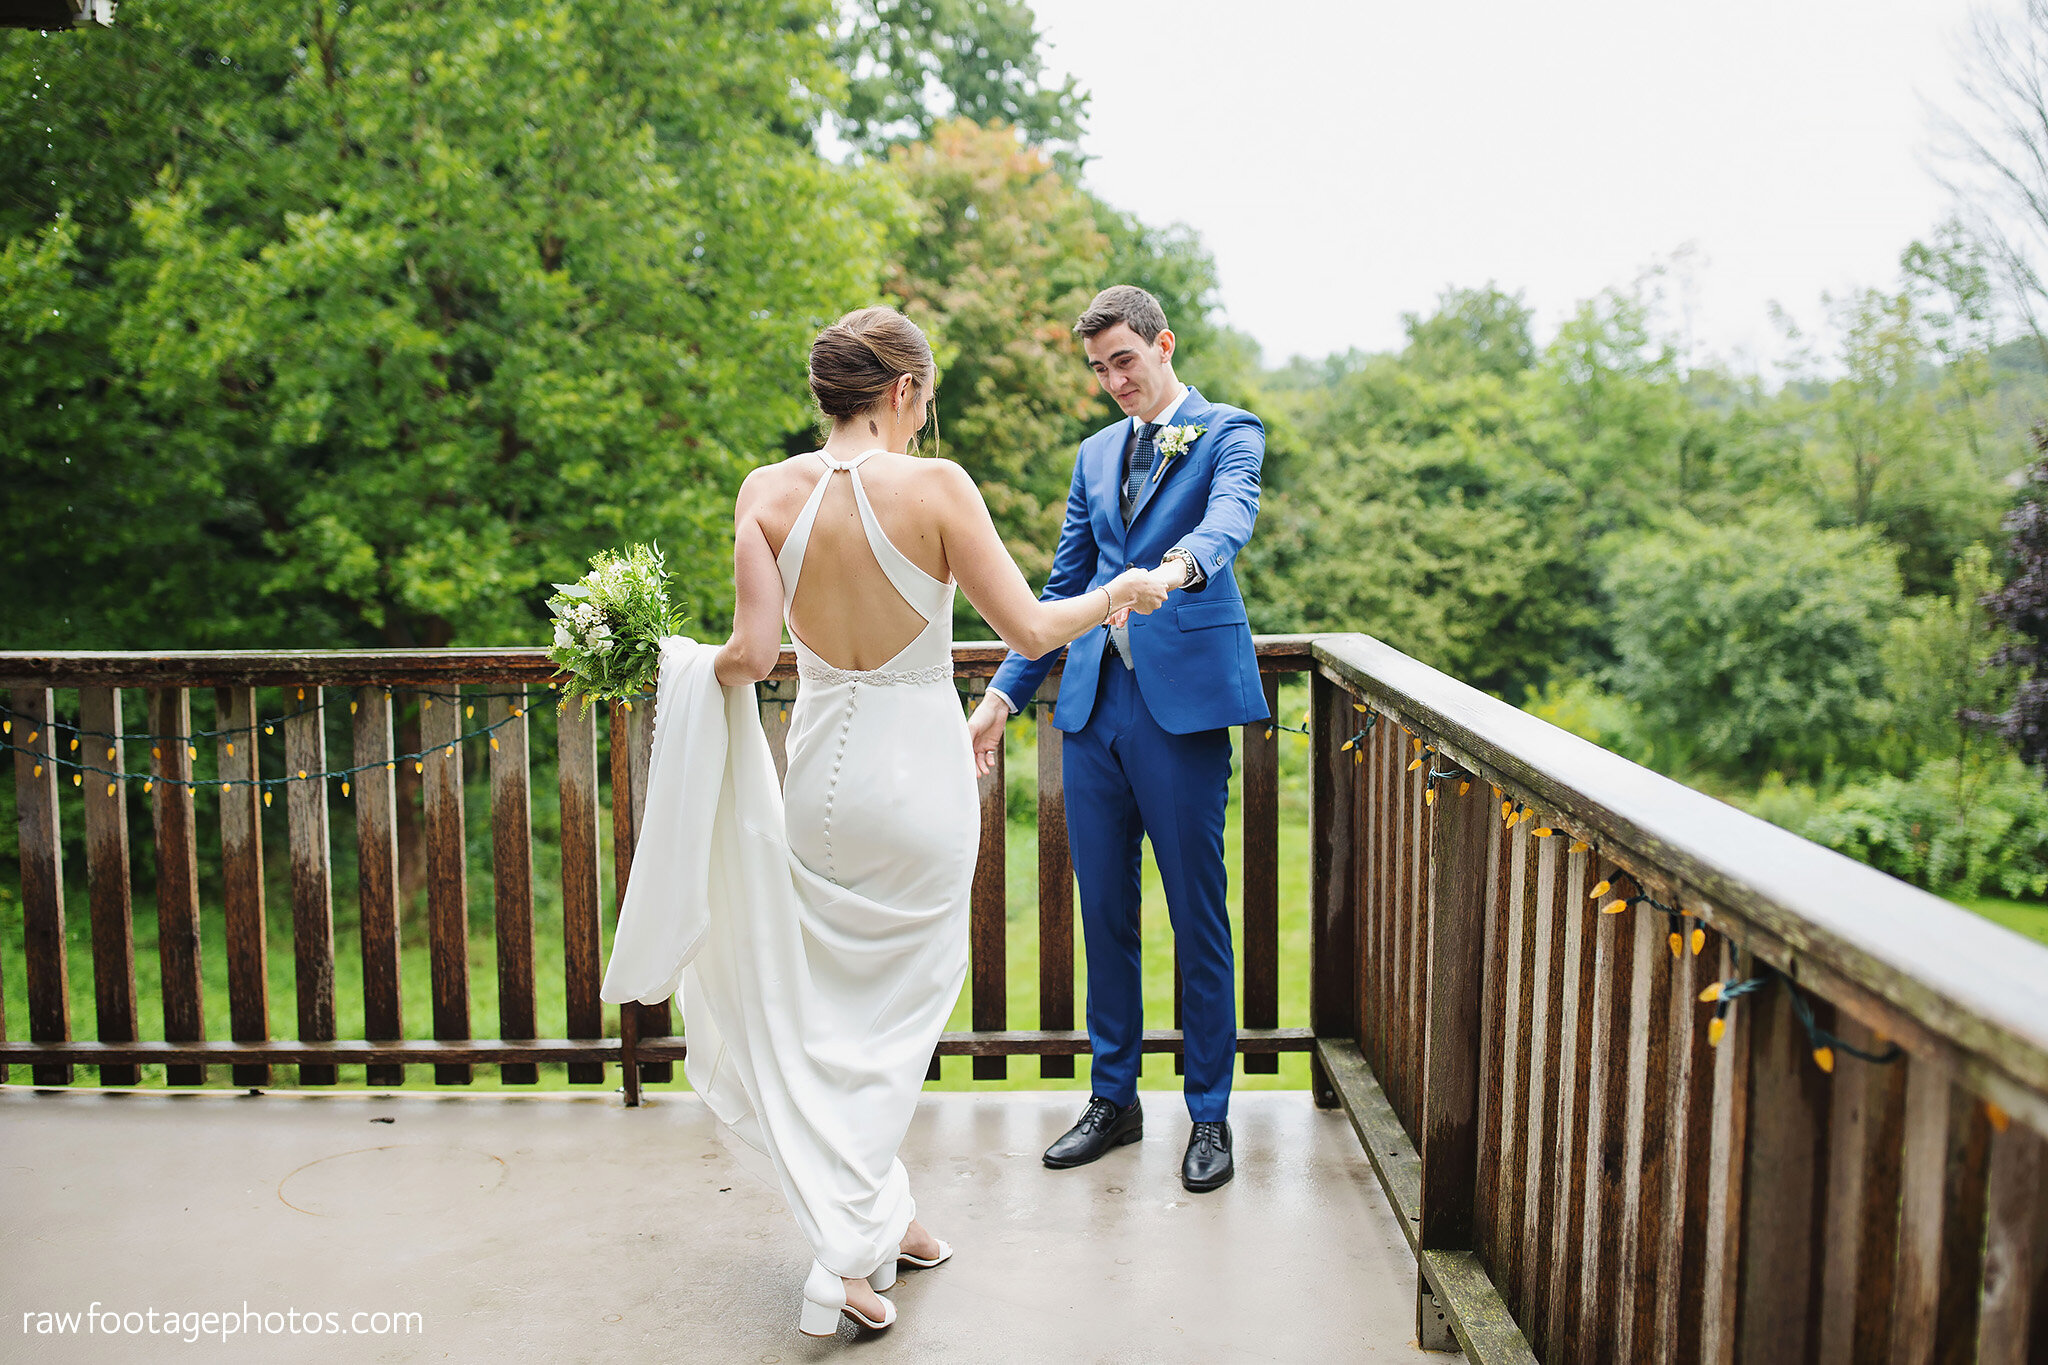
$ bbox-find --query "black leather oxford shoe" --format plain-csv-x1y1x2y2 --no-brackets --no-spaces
1181,1120,1233,1192
1042,1096,1143,1169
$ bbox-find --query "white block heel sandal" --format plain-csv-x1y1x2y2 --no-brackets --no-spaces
897,1239,953,1270
799,1260,896,1336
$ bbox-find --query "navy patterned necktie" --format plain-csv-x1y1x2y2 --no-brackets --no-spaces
1123,422,1161,524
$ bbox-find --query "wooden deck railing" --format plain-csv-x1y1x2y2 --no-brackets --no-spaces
7,635,2047,1362
0,639,1315,1105
1308,633,2048,1363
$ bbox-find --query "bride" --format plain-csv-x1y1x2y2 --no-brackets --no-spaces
663,306,1167,1336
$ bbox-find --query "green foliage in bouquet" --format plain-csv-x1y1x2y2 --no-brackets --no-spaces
546,544,690,718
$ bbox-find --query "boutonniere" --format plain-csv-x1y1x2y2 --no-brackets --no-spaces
1151,423,1205,484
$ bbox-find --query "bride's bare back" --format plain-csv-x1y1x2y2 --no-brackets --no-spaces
715,445,1165,689
753,450,949,672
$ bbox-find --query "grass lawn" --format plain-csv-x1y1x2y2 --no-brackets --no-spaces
1947,892,2048,947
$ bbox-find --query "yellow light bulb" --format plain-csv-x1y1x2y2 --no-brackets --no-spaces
1533,826,1553,837
71,773,81,786
1424,788,1436,806
1589,880,1610,900
1698,982,1722,1003
1353,703,1368,712
144,780,153,794
226,742,235,757
1668,932,1682,959
263,791,272,808
350,701,358,715
33,764,41,778
105,746,115,761
296,769,306,780
1569,840,1589,854
466,705,474,718
1601,899,1628,915
1987,1101,2011,1133
264,725,273,736
1708,1017,1726,1047
489,737,500,751
342,782,350,797
1813,1047,1835,1073
1407,757,1422,771
1690,927,1705,955
1458,781,1470,796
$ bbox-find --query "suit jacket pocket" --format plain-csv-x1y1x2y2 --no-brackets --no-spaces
1174,597,1248,631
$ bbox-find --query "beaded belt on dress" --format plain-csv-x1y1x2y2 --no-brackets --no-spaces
796,658,954,687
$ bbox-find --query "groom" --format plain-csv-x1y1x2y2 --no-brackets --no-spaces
970,285,1267,1193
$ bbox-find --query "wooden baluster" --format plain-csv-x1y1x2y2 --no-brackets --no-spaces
1574,871,1639,1363
1408,743,1434,1140
1348,705,1370,1073
421,690,471,1085
1976,1118,2046,1365
216,686,270,1088
1891,1060,1992,1365
1243,674,1280,1075
1731,973,1832,1365
1614,899,1676,1362
610,697,670,1084
1543,858,1598,1361
1654,923,1728,1365
13,688,70,1086
1417,770,1491,1350
283,686,337,1085
758,681,793,785
1037,698,1076,1080
1700,940,1754,1365
1469,786,1506,1281
490,686,537,1085
1487,819,1533,1300
149,687,205,1087
1520,834,1574,1348
353,687,403,1088
78,686,139,1085
558,697,605,1086
1308,674,1358,1108
1815,1015,1907,1365
1387,730,1411,1126
971,693,1007,1080
1365,705,1388,1079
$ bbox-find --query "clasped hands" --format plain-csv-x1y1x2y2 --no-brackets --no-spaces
967,558,1185,777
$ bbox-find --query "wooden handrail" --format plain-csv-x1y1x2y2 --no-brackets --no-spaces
1312,631,2048,1129
0,635,1321,688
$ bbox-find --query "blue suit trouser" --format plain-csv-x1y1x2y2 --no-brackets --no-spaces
1063,653,1236,1122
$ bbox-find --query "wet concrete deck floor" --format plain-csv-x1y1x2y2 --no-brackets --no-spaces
3,1087,1450,1363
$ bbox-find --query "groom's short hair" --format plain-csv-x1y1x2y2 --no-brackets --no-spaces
1074,286,1169,344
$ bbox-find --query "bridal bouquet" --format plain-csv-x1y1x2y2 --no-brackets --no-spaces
545,543,691,718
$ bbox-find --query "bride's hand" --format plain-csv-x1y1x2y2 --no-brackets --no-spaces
1107,566,1170,617
966,694,1008,778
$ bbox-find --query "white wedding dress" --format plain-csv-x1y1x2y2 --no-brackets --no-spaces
599,448,977,1284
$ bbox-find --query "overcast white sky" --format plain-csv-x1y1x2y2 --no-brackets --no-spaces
1030,0,1984,370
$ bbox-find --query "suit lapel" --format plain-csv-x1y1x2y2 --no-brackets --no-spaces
1090,420,1130,555
1126,387,1211,532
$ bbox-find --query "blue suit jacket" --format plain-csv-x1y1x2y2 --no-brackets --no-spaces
990,386,1269,735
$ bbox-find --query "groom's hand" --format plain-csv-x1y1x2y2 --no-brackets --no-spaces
967,694,1009,777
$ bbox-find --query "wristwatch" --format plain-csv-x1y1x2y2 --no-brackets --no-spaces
1160,548,1199,588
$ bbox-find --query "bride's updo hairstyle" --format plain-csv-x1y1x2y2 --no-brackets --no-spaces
807,307,936,446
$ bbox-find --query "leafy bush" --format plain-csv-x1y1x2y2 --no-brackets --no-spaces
1797,756,2048,899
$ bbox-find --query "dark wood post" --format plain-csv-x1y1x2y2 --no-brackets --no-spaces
12,687,70,1086
1309,672,1358,1108
149,687,205,1087
1418,767,1492,1347
78,686,138,1085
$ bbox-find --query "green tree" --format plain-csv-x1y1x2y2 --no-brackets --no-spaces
832,0,1085,156
1604,508,1904,776
882,119,1108,590
0,0,899,649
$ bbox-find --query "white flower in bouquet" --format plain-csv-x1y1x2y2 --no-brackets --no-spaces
544,543,691,717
